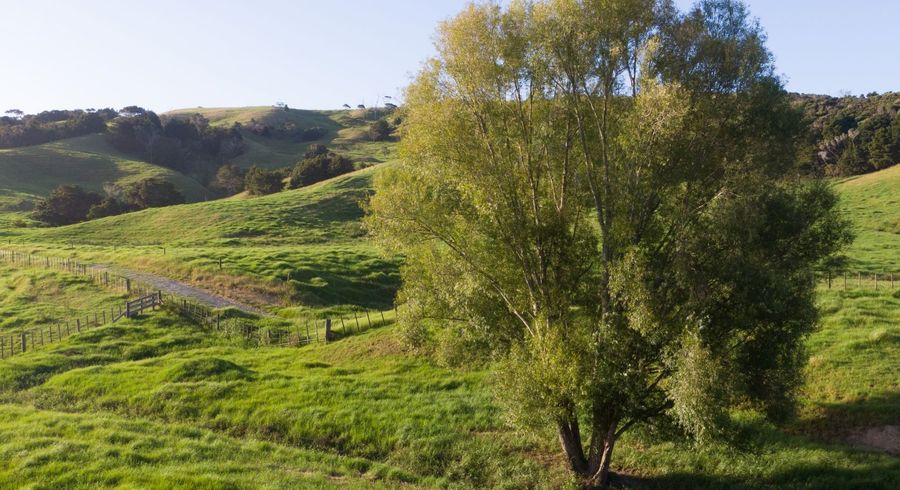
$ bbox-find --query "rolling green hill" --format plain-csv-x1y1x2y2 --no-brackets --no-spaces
165,106,398,169
0,106,397,230
0,153,897,488
0,133,212,227
7,166,399,312
834,164,900,270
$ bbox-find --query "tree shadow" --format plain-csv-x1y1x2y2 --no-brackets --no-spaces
791,391,900,443
618,460,900,489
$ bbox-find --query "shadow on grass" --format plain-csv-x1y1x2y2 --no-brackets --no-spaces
792,391,900,442
622,459,900,489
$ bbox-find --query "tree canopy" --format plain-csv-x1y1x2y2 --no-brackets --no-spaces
367,0,852,487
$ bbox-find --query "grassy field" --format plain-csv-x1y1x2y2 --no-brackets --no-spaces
835,164,900,271
0,106,397,232
0,262,126,335
0,162,896,487
3,167,399,313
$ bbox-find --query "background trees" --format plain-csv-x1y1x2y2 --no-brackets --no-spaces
31,185,102,226
794,92,900,175
123,178,185,209
367,0,852,487
244,166,284,195
31,178,185,226
289,149,353,188
211,164,247,195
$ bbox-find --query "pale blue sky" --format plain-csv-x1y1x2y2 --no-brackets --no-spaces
2,0,897,114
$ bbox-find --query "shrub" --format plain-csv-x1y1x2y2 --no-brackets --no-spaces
211,164,247,195
124,178,185,209
367,119,392,141
31,185,102,226
244,166,284,195
289,151,354,188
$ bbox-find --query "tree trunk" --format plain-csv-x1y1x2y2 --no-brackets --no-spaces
587,434,616,488
558,414,620,489
558,419,588,475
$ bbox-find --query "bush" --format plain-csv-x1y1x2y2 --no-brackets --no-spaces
244,166,284,195
211,164,247,195
367,119,392,141
31,185,102,226
124,178,185,209
87,198,131,220
289,151,354,188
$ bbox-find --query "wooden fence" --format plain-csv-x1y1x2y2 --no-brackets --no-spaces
817,271,897,290
1,249,398,357
165,293,396,348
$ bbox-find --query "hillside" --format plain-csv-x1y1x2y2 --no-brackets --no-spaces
0,133,211,226
7,167,399,312
165,106,398,169
0,146,896,488
793,92,900,176
834,164,900,270
0,106,397,230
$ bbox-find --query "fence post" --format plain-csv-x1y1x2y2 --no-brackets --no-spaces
827,272,832,289
365,311,372,328
325,319,332,342
315,319,320,343
76,319,81,332
21,333,26,353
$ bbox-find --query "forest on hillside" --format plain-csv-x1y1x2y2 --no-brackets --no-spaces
793,92,900,176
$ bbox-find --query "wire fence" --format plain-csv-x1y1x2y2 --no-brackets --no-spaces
816,270,898,290
0,249,398,357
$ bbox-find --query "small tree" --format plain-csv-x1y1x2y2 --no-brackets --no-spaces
367,1,852,487
124,178,185,209
87,197,131,220
367,119,392,141
211,164,247,195
289,151,353,188
244,166,284,195
32,185,102,226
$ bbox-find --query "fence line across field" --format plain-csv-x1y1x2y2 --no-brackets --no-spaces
816,270,897,290
0,249,398,358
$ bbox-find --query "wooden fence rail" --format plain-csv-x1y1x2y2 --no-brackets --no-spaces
1,249,400,357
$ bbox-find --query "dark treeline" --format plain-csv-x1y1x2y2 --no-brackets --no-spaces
794,92,900,176
215,145,357,197
1,106,245,179
107,106,245,175
0,108,116,148
32,179,185,226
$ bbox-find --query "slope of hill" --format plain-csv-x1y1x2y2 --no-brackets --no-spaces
8,166,399,312
165,106,398,169
793,92,900,176
834,164,900,270
19,165,377,246
0,150,896,488
0,134,211,213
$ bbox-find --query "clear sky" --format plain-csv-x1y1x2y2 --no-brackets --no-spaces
2,0,898,114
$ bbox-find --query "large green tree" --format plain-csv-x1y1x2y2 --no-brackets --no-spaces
367,0,851,487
